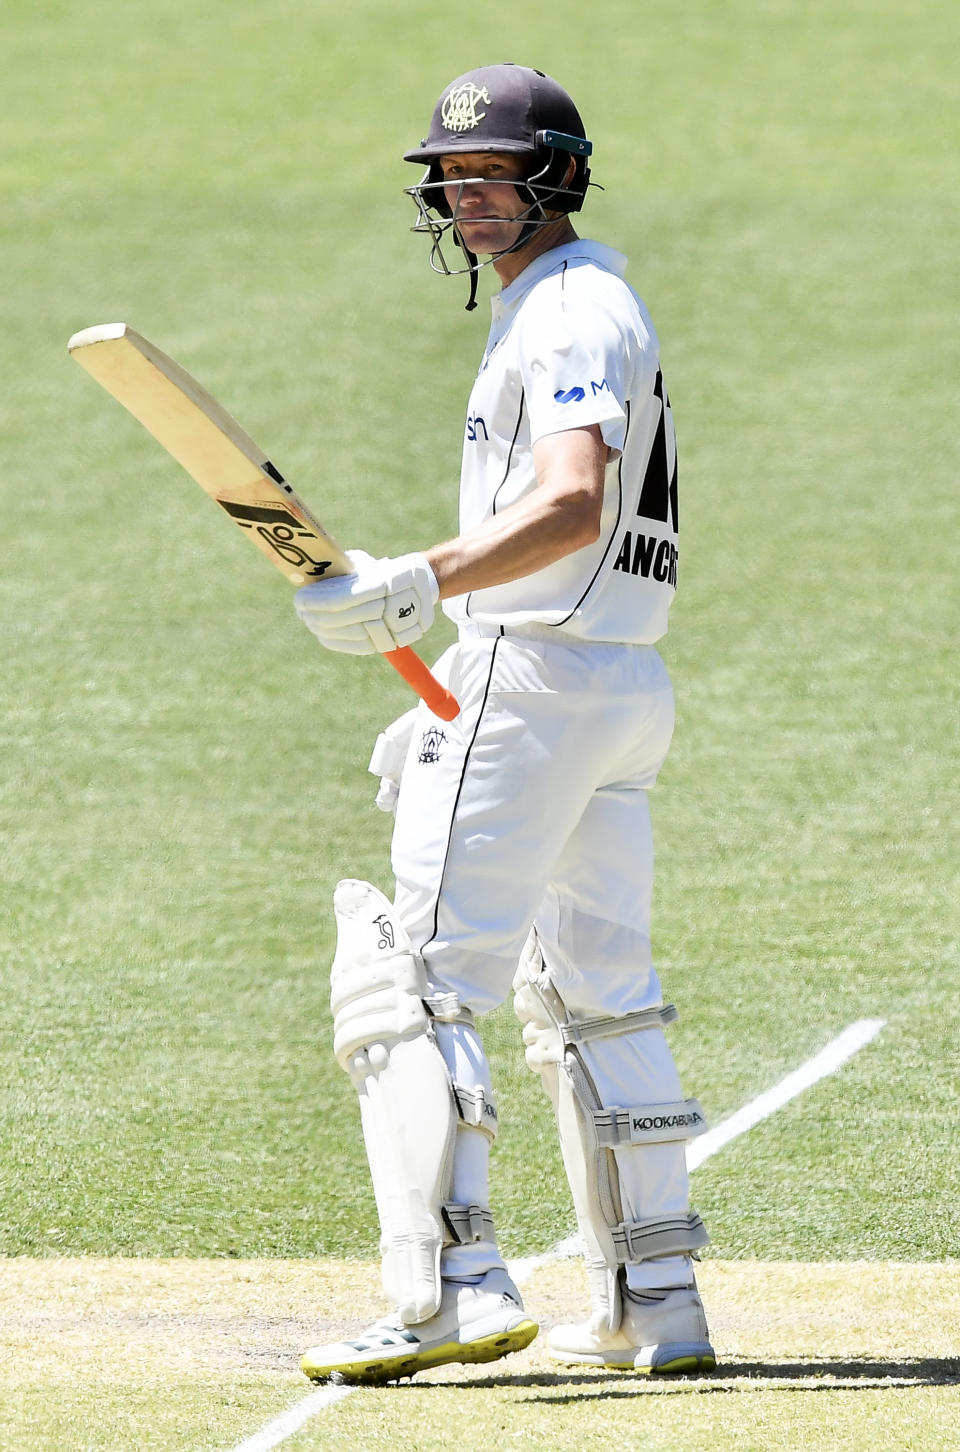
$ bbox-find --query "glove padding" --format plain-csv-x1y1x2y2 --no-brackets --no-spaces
293,549,439,656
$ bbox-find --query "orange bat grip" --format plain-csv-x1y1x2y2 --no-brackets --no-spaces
385,647,460,721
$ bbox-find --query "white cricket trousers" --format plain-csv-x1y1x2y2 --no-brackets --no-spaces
391,627,676,1020
390,626,692,1288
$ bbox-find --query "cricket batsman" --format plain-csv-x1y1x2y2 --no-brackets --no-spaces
293,62,715,1384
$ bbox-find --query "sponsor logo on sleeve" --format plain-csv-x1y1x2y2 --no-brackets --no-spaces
553,379,612,405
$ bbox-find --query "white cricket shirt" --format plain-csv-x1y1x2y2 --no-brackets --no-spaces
445,240,679,645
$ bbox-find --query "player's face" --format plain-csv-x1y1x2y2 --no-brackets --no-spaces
439,152,530,256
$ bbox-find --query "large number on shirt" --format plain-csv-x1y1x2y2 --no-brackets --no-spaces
636,370,678,532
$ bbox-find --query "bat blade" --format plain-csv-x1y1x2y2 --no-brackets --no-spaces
67,322,346,586
68,323,459,719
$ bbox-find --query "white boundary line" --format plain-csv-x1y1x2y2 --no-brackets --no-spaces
229,1386,354,1452
226,1017,885,1452
686,1017,886,1173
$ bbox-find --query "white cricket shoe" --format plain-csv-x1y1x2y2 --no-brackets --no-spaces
301,1269,538,1386
547,1284,716,1374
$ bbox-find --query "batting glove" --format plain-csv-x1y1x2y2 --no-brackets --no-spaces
294,549,439,656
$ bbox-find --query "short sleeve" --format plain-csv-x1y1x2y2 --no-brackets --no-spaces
518,290,629,455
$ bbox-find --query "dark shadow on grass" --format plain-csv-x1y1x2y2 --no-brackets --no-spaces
400,1357,960,1396
708,1359,960,1387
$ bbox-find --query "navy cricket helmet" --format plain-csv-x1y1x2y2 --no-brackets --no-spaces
403,63,593,308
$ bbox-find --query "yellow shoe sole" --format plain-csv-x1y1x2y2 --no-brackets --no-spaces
632,1347,717,1375
549,1342,716,1374
302,1319,539,1386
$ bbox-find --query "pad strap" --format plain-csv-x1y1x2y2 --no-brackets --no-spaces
514,942,679,1071
561,1003,678,1047
594,1098,708,1147
441,1202,497,1246
611,1212,710,1264
424,988,476,1027
453,1084,499,1140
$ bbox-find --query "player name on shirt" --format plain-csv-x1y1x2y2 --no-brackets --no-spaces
613,531,678,588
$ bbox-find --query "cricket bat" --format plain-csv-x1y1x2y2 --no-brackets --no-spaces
67,322,459,721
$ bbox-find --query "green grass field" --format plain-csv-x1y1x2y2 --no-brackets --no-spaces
1,0,958,1447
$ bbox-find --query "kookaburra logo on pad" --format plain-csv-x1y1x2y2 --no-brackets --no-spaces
441,83,491,133
373,914,395,951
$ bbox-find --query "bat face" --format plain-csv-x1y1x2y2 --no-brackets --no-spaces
68,322,460,719
66,323,351,586
218,497,334,580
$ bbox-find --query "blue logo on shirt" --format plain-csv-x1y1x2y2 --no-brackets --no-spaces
554,380,612,404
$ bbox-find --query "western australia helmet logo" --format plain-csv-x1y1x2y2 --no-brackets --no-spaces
441,82,491,133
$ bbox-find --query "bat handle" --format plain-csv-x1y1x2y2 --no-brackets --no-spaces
385,647,460,721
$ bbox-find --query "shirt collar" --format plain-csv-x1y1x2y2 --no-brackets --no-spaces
490,240,628,321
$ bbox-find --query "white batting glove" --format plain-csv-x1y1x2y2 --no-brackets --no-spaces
293,549,439,656
368,708,419,813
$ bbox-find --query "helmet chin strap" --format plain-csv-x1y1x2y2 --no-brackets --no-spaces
453,202,554,312
463,246,480,312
